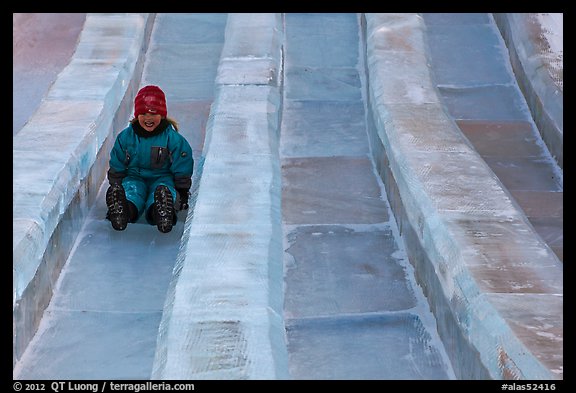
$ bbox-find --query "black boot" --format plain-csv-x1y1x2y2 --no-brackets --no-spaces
153,185,175,233
106,183,129,231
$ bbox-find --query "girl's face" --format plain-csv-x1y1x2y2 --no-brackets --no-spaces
138,113,162,132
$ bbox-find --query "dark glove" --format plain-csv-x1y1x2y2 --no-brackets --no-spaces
107,168,126,186
176,188,190,210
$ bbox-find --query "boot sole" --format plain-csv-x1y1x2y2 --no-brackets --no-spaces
154,186,174,233
106,184,129,231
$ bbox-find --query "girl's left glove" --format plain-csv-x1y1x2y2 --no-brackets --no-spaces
176,188,190,210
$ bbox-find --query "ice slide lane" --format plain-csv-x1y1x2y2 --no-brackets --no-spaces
13,13,562,380
14,13,156,372
13,13,228,379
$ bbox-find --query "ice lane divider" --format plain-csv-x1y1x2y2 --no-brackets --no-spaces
150,13,289,380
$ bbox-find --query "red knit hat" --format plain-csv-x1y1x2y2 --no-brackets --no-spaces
134,85,167,118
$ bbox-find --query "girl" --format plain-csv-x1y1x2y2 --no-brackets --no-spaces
106,85,194,233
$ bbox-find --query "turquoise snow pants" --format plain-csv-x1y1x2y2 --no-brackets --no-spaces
122,174,177,225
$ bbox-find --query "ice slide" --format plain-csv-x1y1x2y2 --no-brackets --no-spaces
13,13,562,380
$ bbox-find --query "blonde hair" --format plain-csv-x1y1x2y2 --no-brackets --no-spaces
166,117,179,131
131,116,179,131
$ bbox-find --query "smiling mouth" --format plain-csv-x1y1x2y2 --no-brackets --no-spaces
144,120,156,128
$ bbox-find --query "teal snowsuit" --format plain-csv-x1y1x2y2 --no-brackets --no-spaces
107,119,193,224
